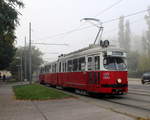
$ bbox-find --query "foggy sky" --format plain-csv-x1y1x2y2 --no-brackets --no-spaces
16,0,150,62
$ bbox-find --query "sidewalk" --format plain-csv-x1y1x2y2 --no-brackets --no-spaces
0,83,134,120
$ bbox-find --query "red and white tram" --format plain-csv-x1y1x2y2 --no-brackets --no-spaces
39,41,128,95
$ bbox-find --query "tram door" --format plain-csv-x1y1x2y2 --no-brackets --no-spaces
87,56,100,92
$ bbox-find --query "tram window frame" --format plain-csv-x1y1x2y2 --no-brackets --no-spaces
45,66,48,73
42,68,44,73
88,57,93,71
62,62,64,72
49,65,51,72
54,63,57,73
59,62,61,72
52,64,55,73
79,57,86,71
94,56,100,70
40,68,43,73
46,65,50,73
48,65,51,72
65,62,67,72
67,60,73,72
44,66,47,73
73,59,78,72
52,64,54,73
62,62,66,72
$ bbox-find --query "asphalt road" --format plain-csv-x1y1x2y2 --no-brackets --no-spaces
53,78,150,119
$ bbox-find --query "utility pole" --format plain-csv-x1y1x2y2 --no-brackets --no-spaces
20,56,23,81
29,22,32,84
24,36,27,81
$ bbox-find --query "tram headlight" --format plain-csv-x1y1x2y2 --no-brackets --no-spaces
117,78,122,84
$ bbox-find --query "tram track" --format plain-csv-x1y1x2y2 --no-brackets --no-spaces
121,95,150,104
129,88,150,94
43,84,150,118
102,98,150,112
66,88,150,116
128,92,150,97
74,93,150,118
128,90,150,97
75,91,150,117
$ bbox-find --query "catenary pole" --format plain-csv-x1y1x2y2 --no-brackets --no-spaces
24,36,27,81
20,55,23,82
29,22,32,84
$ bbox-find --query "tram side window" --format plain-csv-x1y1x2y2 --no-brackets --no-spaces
49,65,51,72
54,64,57,73
65,62,66,72
73,59,78,72
79,57,86,71
52,64,55,73
88,57,93,70
67,60,73,72
46,65,50,72
44,66,47,73
59,62,61,72
45,66,47,73
62,63,64,72
95,56,100,70
42,68,44,73
62,62,66,72
44,68,45,73
40,68,42,73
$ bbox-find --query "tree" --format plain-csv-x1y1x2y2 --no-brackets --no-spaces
118,16,125,49
0,0,24,70
127,51,139,72
118,17,131,51
144,6,150,57
125,20,131,51
9,46,44,81
141,35,147,54
138,55,150,73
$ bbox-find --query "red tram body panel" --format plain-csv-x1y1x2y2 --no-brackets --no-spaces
39,44,128,94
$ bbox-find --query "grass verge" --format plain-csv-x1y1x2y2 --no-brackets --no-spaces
13,84,72,100
137,117,150,120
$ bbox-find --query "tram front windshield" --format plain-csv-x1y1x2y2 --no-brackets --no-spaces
103,57,127,70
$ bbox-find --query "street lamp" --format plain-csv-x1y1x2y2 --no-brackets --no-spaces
81,18,104,45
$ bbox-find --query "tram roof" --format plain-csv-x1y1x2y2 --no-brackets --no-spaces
59,44,126,59
44,44,126,65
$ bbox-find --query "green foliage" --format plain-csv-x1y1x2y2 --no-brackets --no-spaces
9,46,43,80
125,20,131,51
128,51,150,78
144,6,150,56
0,0,24,70
118,16,125,49
118,16,131,51
127,51,141,78
8,56,20,80
123,7,150,78
137,117,150,120
13,84,72,100
138,55,150,73
127,51,139,72
0,39,17,69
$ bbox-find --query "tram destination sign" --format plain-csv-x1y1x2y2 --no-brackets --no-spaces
112,51,123,56
106,51,126,57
